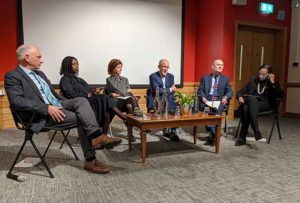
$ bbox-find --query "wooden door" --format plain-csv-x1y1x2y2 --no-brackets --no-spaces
251,32,275,76
234,29,276,110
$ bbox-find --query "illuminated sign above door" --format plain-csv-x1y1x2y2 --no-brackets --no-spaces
259,2,274,14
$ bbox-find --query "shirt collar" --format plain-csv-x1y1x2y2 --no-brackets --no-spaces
19,65,34,75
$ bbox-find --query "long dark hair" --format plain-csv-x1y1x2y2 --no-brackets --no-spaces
59,56,77,76
258,64,272,74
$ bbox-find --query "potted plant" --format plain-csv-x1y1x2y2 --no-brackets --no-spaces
174,91,195,115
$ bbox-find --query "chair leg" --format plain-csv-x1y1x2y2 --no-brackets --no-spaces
6,137,29,180
267,116,276,144
30,139,54,178
235,118,242,138
59,129,70,149
42,130,58,158
60,131,79,160
223,115,228,137
276,116,282,140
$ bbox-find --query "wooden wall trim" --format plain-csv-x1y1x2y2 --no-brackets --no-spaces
286,83,300,88
282,112,300,119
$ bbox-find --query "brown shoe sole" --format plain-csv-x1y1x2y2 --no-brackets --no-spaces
91,138,122,150
84,166,110,174
101,139,122,149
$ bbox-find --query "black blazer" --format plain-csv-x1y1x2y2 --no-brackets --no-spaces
4,67,64,132
59,75,90,99
236,78,285,109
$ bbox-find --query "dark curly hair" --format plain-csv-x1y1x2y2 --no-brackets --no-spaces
59,56,77,76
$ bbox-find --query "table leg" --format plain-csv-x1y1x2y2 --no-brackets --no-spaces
141,131,147,163
193,126,198,144
215,124,221,154
128,125,133,151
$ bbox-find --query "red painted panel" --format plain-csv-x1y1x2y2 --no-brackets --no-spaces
183,0,197,83
194,0,291,82
0,0,18,80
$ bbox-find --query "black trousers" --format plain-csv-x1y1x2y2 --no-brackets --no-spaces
239,96,271,140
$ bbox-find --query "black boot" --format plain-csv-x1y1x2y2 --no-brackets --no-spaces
204,133,215,146
235,126,247,146
254,129,263,141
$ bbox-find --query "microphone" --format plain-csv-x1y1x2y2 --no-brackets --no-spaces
7,174,25,182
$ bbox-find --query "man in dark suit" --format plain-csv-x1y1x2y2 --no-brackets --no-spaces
4,44,122,174
198,59,233,146
149,59,179,141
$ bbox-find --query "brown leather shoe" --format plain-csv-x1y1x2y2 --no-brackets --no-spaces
91,134,122,149
84,159,110,174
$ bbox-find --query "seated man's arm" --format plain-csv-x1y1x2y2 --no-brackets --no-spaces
221,77,233,105
223,77,233,100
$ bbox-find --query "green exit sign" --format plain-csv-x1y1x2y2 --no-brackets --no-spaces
259,2,274,14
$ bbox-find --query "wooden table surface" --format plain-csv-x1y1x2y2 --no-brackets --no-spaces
126,113,224,163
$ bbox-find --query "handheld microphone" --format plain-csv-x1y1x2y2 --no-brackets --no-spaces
7,174,25,182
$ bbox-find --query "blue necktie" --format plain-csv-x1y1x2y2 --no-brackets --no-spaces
30,71,62,107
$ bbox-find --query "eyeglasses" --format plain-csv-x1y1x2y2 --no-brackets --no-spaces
258,74,268,77
160,65,170,69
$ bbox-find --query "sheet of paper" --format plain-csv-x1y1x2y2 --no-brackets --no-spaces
116,96,131,100
15,157,41,168
205,100,220,109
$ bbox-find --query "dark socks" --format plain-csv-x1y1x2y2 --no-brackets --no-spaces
85,156,96,162
88,130,101,143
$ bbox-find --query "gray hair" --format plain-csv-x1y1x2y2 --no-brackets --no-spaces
158,59,168,66
16,44,37,61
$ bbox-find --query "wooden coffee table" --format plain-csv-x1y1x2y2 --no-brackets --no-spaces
126,113,224,162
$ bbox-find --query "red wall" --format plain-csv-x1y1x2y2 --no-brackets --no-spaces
0,0,18,80
192,0,291,81
195,0,226,82
183,0,197,83
194,0,291,82
221,0,292,79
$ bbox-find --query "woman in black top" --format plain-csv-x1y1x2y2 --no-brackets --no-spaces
235,64,284,146
59,56,127,135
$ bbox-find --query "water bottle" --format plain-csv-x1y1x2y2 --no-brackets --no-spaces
154,87,161,116
162,88,168,116
175,105,180,118
192,87,199,114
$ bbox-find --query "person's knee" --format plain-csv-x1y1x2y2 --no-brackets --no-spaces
73,97,90,107
247,96,257,104
63,110,78,124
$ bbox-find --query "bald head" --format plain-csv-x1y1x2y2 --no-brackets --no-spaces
16,44,43,70
158,59,170,77
212,59,224,75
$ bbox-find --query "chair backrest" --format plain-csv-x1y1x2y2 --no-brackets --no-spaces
258,97,283,116
9,106,37,131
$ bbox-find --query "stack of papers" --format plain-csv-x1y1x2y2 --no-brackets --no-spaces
205,101,220,109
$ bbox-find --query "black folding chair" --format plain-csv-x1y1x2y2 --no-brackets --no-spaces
235,98,283,144
7,106,79,181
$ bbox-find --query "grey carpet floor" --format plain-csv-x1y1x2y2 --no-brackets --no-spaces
0,117,299,203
